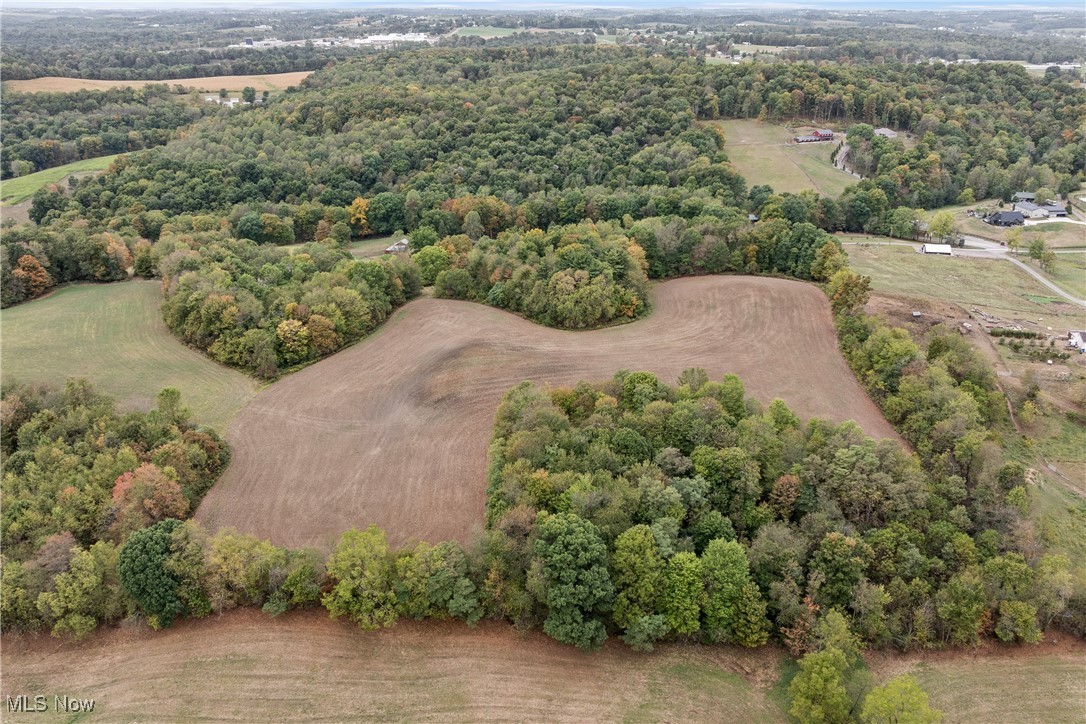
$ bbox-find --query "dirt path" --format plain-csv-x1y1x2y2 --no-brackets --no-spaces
196,276,897,551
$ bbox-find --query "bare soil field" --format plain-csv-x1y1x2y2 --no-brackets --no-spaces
3,609,1082,722
4,71,313,94
0,609,787,722
196,276,897,551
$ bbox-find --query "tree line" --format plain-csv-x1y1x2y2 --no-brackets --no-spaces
1,86,213,179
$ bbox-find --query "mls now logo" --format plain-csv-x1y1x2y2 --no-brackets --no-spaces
6,694,96,714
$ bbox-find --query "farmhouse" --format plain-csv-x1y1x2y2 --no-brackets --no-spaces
794,129,834,143
1068,330,1086,353
986,211,1025,227
919,243,953,255
873,127,898,139
384,238,410,253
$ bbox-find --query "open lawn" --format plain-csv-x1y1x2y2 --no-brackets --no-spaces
196,276,897,552
716,120,856,198
0,154,118,206
0,281,259,431
4,71,313,94
845,243,1086,324
282,235,398,258
1020,253,1086,304
3,609,1082,723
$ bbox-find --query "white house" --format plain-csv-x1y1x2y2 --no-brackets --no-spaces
1068,331,1086,353
919,243,953,255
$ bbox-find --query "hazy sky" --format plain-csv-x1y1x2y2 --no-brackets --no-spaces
4,0,1081,9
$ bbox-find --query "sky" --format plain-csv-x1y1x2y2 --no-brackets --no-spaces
4,0,1082,9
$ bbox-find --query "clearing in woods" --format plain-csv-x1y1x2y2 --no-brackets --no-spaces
0,281,259,431
2,609,1083,723
3,71,313,94
196,276,898,551
716,119,857,198
0,154,119,206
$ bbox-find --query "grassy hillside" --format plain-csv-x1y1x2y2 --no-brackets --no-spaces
0,281,259,430
716,120,856,198
0,154,119,206
844,243,1084,322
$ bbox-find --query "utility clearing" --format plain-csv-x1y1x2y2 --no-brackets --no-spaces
196,276,896,551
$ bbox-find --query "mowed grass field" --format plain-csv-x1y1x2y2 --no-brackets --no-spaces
844,243,1086,323
1021,253,1086,302
717,120,856,198
3,609,1082,723
0,154,119,206
282,234,398,258
197,276,897,552
0,281,259,431
4,71,313,94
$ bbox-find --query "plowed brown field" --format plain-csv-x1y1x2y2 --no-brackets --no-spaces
0,610,788,722
4,610,1082,722
196,276,897,550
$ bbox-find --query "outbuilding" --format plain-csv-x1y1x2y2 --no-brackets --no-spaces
794,129,834,143
1068,331,1086,353
1013,201,1050,219
384,238,410,254
919,243,953,255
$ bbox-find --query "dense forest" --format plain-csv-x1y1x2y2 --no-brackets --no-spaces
0,9,375,81
1,86,213,178
156,231,420,377
0,221,136,307
25,46,1080,237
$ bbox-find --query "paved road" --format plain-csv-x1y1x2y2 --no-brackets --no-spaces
841,236,1086,308
958,235,1086,307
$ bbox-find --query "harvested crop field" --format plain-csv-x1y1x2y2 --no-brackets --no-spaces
196,276,896,551
4,609,1082,723
4,71,312,94
0,609,788,722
